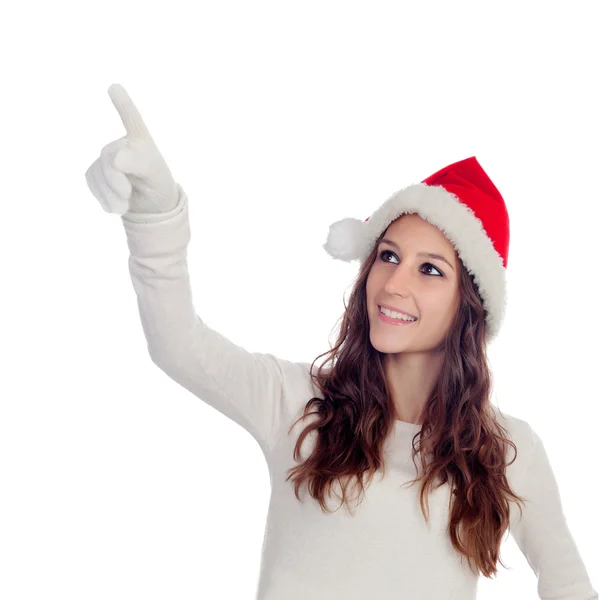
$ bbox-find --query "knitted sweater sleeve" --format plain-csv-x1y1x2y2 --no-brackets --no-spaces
509,424,598,600
119,183,305,458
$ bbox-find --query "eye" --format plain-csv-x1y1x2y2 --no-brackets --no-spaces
378,249,443,277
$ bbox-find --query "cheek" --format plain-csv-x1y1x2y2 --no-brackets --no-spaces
424,293,456,319
365,273,377,296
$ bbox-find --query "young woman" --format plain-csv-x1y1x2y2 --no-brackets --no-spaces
85,83,598,600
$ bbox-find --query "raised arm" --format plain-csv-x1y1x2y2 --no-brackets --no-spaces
85,83,309,458
120,185,308,456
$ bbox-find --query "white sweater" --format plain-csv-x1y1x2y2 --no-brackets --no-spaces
120,184,598,600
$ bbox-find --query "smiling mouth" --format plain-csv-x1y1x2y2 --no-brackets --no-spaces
378,306,418,324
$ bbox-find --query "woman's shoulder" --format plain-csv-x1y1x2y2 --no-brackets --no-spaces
489,404,537,475
491,404,531,437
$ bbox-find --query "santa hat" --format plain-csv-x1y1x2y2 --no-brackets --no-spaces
322,156,509,342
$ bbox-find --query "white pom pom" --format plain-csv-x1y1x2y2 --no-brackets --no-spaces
322,217,366,261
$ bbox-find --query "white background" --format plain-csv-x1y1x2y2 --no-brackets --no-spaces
1,1,598,598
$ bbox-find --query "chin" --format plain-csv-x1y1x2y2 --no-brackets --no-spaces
369,332,410,354
374,343,409,355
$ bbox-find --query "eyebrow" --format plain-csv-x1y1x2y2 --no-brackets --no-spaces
378,238,455,271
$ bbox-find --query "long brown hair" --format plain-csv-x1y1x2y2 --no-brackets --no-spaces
284,222,528,578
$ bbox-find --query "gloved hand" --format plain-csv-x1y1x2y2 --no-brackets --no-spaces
85,83,179,216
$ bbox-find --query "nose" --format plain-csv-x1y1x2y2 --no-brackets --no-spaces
383,261,414,295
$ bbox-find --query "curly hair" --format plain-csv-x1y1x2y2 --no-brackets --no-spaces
283,221,528,579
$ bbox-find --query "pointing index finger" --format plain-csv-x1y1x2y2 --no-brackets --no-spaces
107,83,152,140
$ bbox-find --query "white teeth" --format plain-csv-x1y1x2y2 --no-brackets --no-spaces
380,306,416,321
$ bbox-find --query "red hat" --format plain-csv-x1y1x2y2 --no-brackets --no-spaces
322,156,510,342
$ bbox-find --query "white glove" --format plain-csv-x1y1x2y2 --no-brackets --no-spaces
85,83,179,216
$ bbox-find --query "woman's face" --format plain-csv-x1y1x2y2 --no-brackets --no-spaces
366,213,461,354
